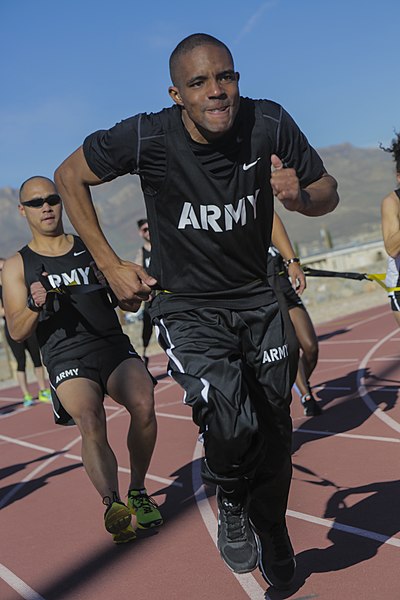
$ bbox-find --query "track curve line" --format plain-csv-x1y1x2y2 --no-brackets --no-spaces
357,327,400,434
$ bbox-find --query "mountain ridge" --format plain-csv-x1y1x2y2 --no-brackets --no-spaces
0,143,395,260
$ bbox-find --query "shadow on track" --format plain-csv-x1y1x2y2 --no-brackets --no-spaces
292,367,399,454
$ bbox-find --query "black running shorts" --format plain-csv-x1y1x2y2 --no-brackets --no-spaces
278,275,305,311
389,292,400,312
48,339,140,425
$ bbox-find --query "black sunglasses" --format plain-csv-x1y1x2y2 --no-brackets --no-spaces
21,194,61,208
141,227,149,233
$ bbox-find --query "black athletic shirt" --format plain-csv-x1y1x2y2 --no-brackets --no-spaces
19,236,126,368
83,98,325,314
142,246,151,270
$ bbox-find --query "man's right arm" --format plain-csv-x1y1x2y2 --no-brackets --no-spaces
54,147,156,311
2,254,40,342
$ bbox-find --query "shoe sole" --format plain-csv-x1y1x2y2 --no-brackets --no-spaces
105,505,132,534
112,526,137,544
136,518,164,529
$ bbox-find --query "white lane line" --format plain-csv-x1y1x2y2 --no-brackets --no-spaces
0,433,82,510
313,385,352,391
357,328,400,434
0,433,181,488
0,407,28,419
320,339,379,344
0,397,26,402
318,359,359,363
369,357,400,361
362,386,400,392
191,440,266,599
154,380,181,394
155,412,192,421
287,509,400,548
156,400,184,408
343,309,391,330
312,385,399,393
0,563,45,600
293,428,400,443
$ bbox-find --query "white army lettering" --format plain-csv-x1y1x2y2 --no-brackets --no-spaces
47,266,90,289
55,368,79,384
262,344,288,364
178,190,260,232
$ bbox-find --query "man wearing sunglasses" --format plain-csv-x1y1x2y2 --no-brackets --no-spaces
2,176,163,543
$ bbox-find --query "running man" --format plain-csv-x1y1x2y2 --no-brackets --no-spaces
54,34,339,589
2,176,162,544
134,218,154,366
381,131,400,325
269,212,321,416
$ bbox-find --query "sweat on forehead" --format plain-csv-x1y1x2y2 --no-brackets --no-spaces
19,176,56,201
169,33,233,85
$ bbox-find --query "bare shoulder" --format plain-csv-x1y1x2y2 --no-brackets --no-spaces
382,190,399,210
3,253,24,281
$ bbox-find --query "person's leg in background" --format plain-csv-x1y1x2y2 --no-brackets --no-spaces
106,356,162,530
289,306,321,416
56,376,136,544
4,326,33,406
25,333,51,403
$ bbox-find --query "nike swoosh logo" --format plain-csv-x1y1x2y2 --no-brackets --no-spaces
73,250,86,256
128,351,136,355
242,158,261,171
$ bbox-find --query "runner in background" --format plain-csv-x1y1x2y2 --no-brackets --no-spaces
0,257,51,406
2,177,162,544
381,131,400,326
135,219,153,366
269,213,321,416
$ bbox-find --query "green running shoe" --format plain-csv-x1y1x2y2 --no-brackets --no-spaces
127,489,163,529
104,498,136,543
23,394,34,407
38,388,52,403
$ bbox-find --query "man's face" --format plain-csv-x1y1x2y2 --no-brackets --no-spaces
139,222,150,242
168,44,240,143
19,178,63,235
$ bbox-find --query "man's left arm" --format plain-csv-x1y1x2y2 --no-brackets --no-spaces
271,154,339,217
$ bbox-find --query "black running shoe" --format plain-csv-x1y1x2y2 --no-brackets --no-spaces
301,392,322,416
255,522,296,590
216,486,258,574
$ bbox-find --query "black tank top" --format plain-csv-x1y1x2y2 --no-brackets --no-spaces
19,236,125,367
142,246,151,270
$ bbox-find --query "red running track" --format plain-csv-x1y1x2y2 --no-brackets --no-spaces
1,302,400,600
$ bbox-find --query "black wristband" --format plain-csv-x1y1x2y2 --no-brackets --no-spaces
27,294,43,313
284,257,301,267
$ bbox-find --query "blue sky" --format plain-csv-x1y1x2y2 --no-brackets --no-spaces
1,0,399,188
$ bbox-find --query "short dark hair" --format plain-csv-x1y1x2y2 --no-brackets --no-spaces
137,218,148,229
380,131,400,173
169,33,233,85
19,176,54,201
